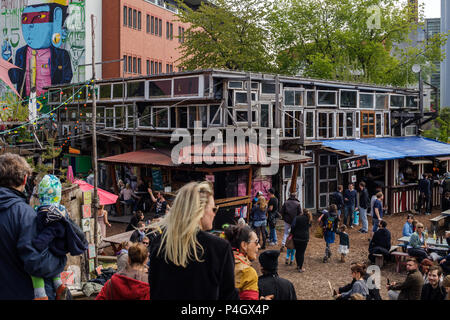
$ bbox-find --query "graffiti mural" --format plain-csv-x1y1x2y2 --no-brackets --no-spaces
0,0,85,98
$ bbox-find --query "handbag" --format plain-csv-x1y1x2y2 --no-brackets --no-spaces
286,234,295,249
315,226,324,239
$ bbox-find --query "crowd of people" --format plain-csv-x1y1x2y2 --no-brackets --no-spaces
1,152,450,301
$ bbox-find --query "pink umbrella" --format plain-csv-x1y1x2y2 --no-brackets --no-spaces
74,179,118,205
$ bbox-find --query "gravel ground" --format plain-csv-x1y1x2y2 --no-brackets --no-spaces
104,209,446,300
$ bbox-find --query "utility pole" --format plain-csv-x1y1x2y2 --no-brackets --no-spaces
91,14,99,268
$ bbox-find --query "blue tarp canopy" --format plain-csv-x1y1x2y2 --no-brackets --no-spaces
315,137,450,161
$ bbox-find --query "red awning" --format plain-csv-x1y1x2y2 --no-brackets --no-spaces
98,148,176,167
177,143,269,165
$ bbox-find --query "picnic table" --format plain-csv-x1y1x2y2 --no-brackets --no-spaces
102,230,135,254
398,236,450,251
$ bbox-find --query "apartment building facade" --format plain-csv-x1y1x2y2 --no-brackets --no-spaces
102,0,194,80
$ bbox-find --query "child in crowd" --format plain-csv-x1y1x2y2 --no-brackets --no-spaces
130,221,147,243
337,225,350,263
32,175,88,300
286,247,296,266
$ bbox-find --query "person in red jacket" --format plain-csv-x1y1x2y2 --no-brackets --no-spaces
96,243,149,300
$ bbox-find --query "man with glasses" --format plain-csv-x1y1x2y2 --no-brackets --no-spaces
387,257,423,300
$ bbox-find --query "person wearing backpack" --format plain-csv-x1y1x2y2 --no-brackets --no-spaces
318,204,339,263
330,185,344,217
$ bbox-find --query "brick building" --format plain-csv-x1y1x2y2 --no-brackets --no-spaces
102,0,198,79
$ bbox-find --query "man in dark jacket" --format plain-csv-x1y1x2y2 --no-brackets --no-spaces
387,257,424,300
421,266,446,300
357,182,370,234
343,184,357,227
0,153,66,300
418,174,431,215
330,185,344,217
258,250,297,300
279,192,302,252
368,220,391,263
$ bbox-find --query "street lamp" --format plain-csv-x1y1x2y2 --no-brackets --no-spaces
412,64,424,124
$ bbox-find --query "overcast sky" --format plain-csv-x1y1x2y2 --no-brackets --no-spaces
421,0,440,18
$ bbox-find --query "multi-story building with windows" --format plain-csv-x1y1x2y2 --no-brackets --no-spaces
102,0,196,80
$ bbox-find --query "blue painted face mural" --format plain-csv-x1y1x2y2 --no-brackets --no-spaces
21,5,61,50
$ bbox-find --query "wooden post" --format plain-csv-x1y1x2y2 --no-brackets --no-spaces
290,163,299,195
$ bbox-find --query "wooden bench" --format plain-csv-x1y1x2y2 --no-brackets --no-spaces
430,215,447,233
391,251,411,273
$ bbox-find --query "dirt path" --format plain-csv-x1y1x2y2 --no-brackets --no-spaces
105,209,446,300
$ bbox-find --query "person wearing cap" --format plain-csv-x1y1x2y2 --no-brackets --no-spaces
279,192,302,252
258,250,297,300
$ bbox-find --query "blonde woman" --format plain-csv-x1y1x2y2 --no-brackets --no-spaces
251,196,268,249
148,181,239,300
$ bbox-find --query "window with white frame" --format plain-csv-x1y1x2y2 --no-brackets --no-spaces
376,93,389,110
340,90,357,108
284,89,304,107
346,112,354,137
405,125,417,136
305,111,315,138
317,90,337,107
376,113,382,136
406,96,418,109
152,107,169,128
114,106,125,129
318,112,335,138
390,94,405,108
359,92,375,108
319,154,338,208
337,112,345,137
96,107,105,125
283,110,302,137
234,91,257,105
105,108,114,128
260,104,271,127
228,81,243,89
127,105,134,129
235,109,258,124
306,90,316,107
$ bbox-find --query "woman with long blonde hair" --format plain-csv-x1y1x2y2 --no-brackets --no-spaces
148,181,239,300
251,196,268,249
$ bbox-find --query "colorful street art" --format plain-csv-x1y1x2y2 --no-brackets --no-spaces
0,0,85,99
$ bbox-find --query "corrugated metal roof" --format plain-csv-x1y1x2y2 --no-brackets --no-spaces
316,137,450,161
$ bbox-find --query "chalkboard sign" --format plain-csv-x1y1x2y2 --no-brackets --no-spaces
338,155,370,173
152,168,164,191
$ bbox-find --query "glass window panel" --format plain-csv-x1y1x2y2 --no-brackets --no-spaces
320,182,328,194
261,104,269,127
261,82,276,94
235,92,247,104
329,181,337,194
307,91,315,106
305,168,315,208
149,80,172,97
188,106,196,128
328,166,337,179
337,113,344,137
340,90,357,108
320,155,329,166
306,112,314,138
320,194,327,208
106,108,114,128
376,94,388,109
113,83,124,99
406,96,418,108
346,112,354,137
97,107,105,124
320,167,327,180
127,81,145,97
236,110,248,122
376,113,382,135
284,111,294,137
140,106,151,127
284,90,295,106
328,113,334,137
384,113,390,135
228,81,243,89
318,91,336,105
174,77,199,96
359,93,374,108
390,95,405,108
284,165,293,179
330,155,337,165
199,106,208,127
99,85,111,100
153,108,169,128
178,107,188,128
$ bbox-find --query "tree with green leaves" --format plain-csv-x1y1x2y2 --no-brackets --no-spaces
175,0,275,72
423,107,450,143
267,0,446,86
